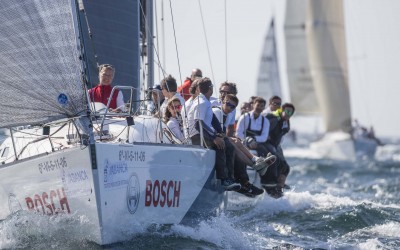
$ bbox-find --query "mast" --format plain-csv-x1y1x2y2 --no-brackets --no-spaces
146,0,154,89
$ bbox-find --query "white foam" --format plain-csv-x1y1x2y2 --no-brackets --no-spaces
171,214,253,249
369,221,400,237
375,144,400,162
357,238,385,250
0,211,107,248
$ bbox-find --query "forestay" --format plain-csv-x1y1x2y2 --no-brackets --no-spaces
0,0,86,129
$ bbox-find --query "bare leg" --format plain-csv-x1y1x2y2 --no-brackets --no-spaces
228,137,254,159
228,137,253,166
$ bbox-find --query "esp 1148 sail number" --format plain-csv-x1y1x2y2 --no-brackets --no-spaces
119,150,145,162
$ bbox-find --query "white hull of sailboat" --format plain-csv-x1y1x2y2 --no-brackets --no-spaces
309,132,377,161
0,142,215,245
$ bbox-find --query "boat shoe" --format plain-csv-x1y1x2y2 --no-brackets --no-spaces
253,153,277,176
236,182,264,198
222,179,241,191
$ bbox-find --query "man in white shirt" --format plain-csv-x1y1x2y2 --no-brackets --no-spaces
210,82,237,137
189,78,240,191
236,97,270,158
213,94,277,197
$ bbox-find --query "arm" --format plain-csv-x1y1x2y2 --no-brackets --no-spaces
116,91,126,112
235,114,246,140
167,120,185,142
211,114,223,134
195,119,217,140
211,108,224,133
226,125,235,137
225,109,236,137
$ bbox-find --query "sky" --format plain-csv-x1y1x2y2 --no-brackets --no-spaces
154,0,400,138
153,0,272,105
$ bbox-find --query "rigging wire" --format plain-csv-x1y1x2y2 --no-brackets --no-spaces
224,0,228,81
197,0,216,85
167,0,183,85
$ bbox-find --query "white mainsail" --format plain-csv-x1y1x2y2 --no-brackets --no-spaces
0,0,86,128
306,0,351,132
256,19,281,99
284,0,319,115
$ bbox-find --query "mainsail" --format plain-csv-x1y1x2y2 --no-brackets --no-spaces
0,0,86,129
284,0,319,115
306,0,351,132
256,19,281,99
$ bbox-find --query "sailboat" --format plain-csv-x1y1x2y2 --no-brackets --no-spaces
281,0,378,161
304,0,378,161
256,19,282,99
0,0,227,245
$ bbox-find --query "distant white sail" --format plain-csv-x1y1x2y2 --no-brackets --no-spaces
284,0,319,115
256,19,281,99
306,0,352,132
0,0,86,129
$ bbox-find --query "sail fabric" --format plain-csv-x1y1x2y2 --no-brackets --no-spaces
78,0,141,104
0,0,86,129
256,20,282,100
306,0,352,132
284,0,319,115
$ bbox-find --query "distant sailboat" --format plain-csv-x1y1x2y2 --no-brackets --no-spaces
256,19,281,99
304,0,377,160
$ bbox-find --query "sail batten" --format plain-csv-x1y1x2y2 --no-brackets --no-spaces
0,0,87,129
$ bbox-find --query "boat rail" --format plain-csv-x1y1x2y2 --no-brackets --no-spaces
90,85,136,134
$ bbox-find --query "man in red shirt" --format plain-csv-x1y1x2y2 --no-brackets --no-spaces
177,68,202,101
88,64,125,112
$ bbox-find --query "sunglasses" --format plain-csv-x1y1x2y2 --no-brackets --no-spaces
224,101,236,109
271,102,281,106
171,104,182,110
284,109,293,116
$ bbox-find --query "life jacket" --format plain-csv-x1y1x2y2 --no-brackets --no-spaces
88,84,120,109
245,112,265,137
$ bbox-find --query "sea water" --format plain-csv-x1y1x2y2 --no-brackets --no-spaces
0,150,399,249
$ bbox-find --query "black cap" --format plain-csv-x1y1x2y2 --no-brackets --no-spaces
149,84,162,91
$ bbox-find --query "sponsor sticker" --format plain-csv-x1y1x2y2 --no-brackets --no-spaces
103,159,128,189
126,173,140,214
61,168,91,197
